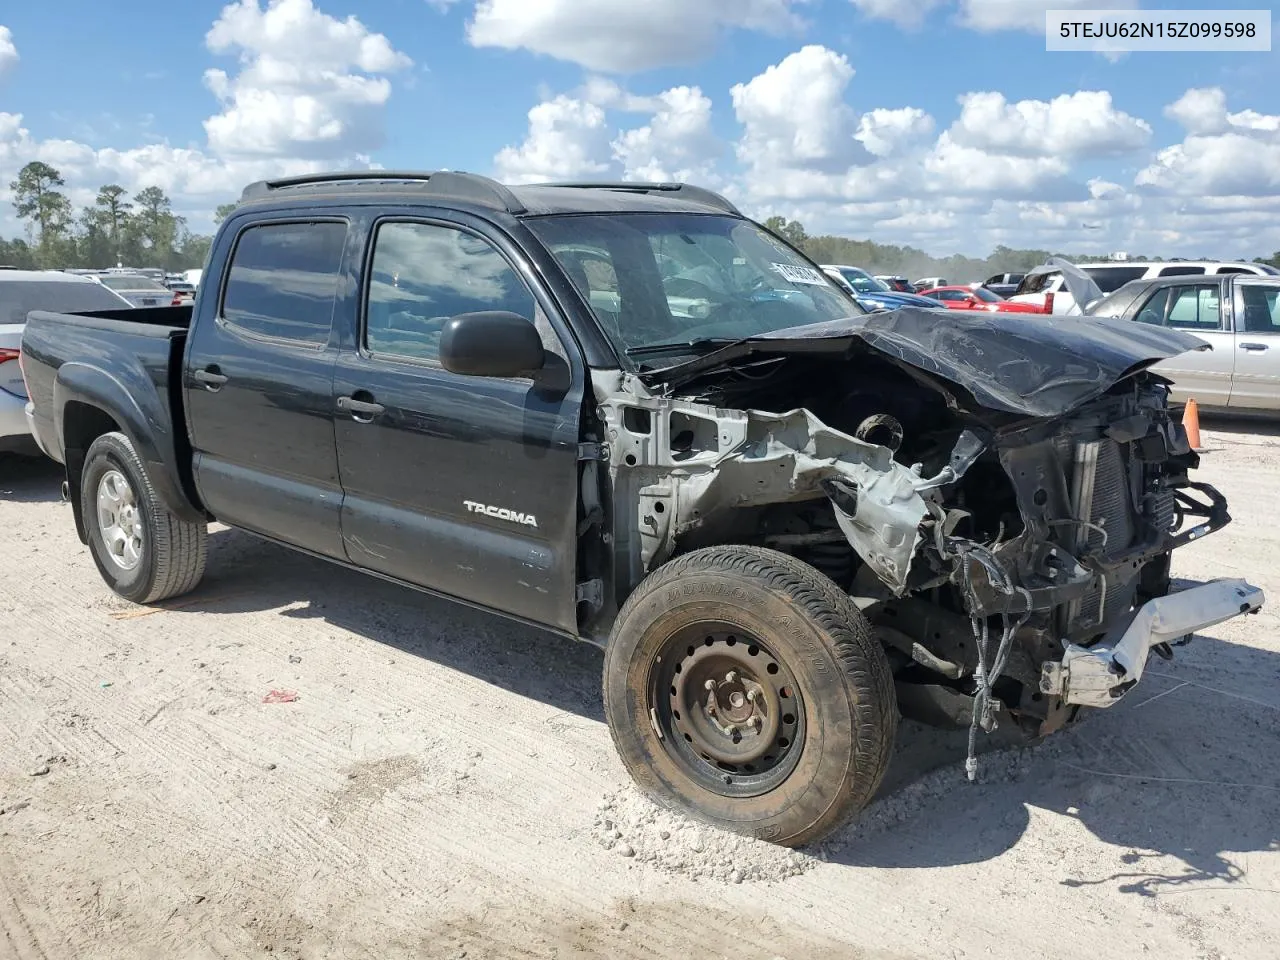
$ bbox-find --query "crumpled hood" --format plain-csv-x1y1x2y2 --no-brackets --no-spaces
759,308,1208,418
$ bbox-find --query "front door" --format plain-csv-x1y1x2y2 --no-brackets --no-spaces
332,216,585,632
1143,281,1235,408
185,218,349,558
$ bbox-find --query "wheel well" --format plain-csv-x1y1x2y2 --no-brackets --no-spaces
62,402,121,543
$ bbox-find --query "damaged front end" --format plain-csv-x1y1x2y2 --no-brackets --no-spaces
588,307,1264,755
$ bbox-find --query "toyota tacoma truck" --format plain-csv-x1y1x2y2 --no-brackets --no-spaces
20,172,1264,846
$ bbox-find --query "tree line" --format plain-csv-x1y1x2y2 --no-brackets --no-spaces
5,168,1279,279
2,161,215,272
763,217,1280,283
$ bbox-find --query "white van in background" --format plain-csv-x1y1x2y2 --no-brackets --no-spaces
1008,260,1279,314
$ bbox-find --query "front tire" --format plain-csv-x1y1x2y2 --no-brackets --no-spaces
603,546,897,847
81,432,207,604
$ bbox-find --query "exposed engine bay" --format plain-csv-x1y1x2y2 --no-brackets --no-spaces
586,308,1264,765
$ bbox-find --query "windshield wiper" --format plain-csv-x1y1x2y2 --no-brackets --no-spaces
626,337,747,359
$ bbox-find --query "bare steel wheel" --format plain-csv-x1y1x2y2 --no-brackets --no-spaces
655,629,805,796
604,545,897,847
96,469,144,571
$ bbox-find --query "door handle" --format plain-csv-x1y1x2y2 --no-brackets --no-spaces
337,395,386,421
193,367,228,391
1239,342,1270,352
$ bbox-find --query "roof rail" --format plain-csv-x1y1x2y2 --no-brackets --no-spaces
237,170,528,215
535,181,742,216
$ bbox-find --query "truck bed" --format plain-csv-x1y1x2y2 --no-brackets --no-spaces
21,305,201,525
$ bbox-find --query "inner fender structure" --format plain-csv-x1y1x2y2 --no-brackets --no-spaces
593,372,980,596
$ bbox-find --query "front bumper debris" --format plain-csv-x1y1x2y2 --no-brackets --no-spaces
1041,578,1265,708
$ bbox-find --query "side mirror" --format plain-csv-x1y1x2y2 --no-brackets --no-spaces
440,311,545,378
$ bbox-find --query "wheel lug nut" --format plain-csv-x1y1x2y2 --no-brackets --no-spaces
704,679,716,692
746,689,757,702
725,671,737,683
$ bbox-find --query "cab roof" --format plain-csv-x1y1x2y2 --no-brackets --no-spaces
235,171,742,219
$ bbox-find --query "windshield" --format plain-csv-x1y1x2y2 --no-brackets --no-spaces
836,267,889,294
0,280,130,323
99,274,169,292
973,287,1000,302
526,213,862,359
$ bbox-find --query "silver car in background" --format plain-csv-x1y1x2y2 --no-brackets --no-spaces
91,272,175,307
1,270,133,455
1084,273,1280,415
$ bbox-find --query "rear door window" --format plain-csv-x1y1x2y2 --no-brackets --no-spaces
1166,284,1223,331
221,221,347,345
1157,265,1207,278
1238,284,1280,333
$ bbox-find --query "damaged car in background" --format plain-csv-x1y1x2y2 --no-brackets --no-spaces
20,173,1264,847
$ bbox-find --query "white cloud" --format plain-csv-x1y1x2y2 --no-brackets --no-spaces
958,0,1139,32
1137,134,1280,197
0,26,16,78
1139,90,1280,198
611,87,720,182
467,0,804,73
730,45,863,179
202,0,411,158
848,0,946,28
493,80,723,185
851,0,1141,33
493,95,611,184
1164,87,1229,135
949,90,1151,158
855,107,934,157
924,131,1071,196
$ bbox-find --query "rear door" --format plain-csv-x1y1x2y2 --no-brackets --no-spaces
1227,280,1280,412
332,212,585,632
1141,281,1235,407
184,217,349,558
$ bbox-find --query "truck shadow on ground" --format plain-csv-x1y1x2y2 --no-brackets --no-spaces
17,468,1272,899
184,526,607,722
0,454,63,503
833,632,1280,897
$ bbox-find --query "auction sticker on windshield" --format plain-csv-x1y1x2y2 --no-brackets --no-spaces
1046,9,1271,51
772,263,827,285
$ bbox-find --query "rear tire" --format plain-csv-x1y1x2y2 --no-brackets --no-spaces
81,432,207,604
603,546,897,847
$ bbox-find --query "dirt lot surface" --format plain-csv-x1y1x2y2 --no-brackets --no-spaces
2,422,1279,960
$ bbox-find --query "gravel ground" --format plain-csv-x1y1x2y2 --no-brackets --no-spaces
1,420,1278,959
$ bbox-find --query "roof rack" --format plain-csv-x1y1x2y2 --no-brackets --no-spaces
238,170,528,215
534,181,742,216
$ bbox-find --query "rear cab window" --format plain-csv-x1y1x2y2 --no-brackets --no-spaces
221,221,348,344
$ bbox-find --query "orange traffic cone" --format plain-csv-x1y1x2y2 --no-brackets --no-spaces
1182,397,1203,452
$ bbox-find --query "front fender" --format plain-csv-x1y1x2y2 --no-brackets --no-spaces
54,362,204,536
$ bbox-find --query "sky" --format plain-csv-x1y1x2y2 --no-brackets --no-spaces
1,0,1278,257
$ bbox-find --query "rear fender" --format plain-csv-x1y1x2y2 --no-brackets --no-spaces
54,363,204,540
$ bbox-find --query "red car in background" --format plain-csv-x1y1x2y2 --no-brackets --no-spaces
919,285,1048,314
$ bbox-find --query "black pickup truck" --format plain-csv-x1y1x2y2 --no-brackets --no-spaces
20,172,1263,846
